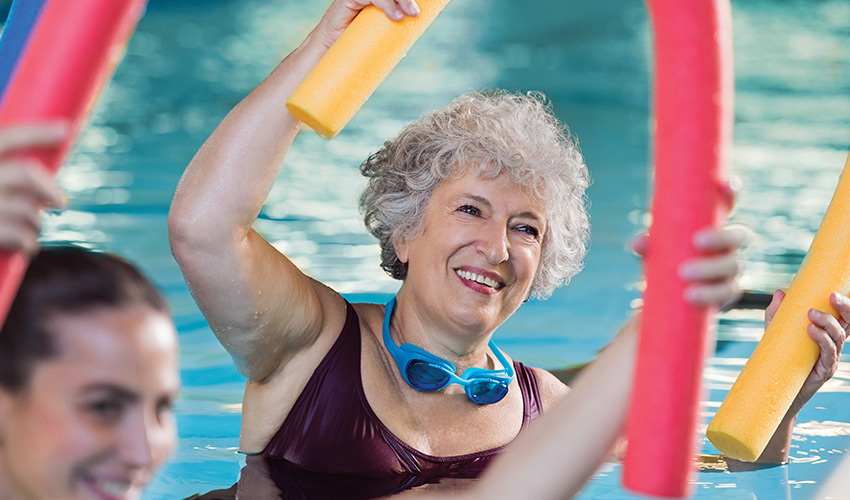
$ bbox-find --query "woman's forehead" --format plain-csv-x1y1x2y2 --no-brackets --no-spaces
35,307,178,389
49,305,173,345
434,170,548,215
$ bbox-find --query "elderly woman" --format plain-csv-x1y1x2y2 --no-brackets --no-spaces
168,1,846,498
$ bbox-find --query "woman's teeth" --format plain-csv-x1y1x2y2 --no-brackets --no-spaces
456,269,501,289
91,477,135,499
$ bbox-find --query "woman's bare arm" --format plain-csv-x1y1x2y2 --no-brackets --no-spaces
168,0,420,381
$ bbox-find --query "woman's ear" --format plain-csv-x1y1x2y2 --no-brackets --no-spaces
393,233,409,264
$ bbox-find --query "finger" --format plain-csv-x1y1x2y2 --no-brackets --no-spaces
829,292,850,332
684,280,741,307
0,164,66,208
0,221,39,254
371,0,405,20
679,253,741,282
319,0,373,42
629,233,649,258
796,324,838,405
807,322,840,378
395,0,420,16
0,195,44,254
809,308,846,354
0,123,68,157
764,289,785,329
0,193,45,233
692,224,750,253
719,176,742,213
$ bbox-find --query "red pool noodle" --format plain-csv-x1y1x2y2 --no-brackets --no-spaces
622,0,733,497
0,0,147,327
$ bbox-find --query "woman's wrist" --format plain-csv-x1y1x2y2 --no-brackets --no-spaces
305,0,357,52
786,394,807,423
291,24,336,69
755,409,798,464
301,21,340,55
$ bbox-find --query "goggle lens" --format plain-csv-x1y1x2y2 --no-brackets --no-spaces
406,361,510,403
467,379,509,404
407,360,451,391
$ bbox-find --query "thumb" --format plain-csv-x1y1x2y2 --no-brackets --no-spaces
764,289,785,329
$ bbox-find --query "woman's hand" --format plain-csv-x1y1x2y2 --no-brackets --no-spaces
632,176,746,308
315,0,421,49
734,289,850,464
680,225,748,307
631,224,749,308
0,123,67,254
765,289,850,411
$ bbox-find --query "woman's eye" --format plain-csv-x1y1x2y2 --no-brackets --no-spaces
517,225,540,238
86,400,124,424
156,397,175,421
457,204,481,216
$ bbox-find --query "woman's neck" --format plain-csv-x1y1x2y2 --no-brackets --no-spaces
389,290,497,372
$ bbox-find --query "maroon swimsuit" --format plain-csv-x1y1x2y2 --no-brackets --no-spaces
259,300,543,499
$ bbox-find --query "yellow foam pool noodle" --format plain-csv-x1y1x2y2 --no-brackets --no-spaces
707,151,850,462
287,0,452,138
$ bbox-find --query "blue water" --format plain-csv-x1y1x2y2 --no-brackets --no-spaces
3,0,850,497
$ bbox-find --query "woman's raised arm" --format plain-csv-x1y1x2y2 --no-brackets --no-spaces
168,0,420,381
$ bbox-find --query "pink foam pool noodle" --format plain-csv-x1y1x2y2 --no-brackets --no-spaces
622,0,734,497
0,0,148,327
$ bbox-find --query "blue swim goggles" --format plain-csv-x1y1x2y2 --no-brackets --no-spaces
382,296,514,405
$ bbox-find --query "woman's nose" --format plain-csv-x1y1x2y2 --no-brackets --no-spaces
476,223,509,264
120,410,173,468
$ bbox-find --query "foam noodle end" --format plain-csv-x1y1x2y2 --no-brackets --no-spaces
706,428,760,462
286,1,451,138
286,101,337,139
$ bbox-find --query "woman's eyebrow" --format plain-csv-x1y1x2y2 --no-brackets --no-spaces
458,193,492,208
79,383,138,403
458,194,544,222
513,211,544,223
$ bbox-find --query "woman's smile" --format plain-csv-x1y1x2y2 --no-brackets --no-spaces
455,267,506,295
396,168,546,332
78,472,145,500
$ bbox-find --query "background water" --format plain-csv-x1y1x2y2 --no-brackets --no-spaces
3,0,850,498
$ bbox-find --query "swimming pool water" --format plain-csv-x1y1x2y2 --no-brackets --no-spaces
3,0,849,497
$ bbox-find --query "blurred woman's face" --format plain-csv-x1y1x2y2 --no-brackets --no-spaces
0,305,179,500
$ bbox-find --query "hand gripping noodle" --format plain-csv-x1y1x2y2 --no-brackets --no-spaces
0,0,148,327
622,0,734,496
707,152,850,462
286,0,452,138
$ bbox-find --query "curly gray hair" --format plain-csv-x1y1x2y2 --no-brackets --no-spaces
359,90,590,299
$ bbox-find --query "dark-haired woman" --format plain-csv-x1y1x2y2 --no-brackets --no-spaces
0,124,180,500
0,245,180,500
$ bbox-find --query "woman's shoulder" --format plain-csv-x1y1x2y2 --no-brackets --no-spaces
351,301,385,319
350,301,386,337
528,366,570,413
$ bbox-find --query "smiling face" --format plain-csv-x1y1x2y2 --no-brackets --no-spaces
395,169,547,337
0,305,179,500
